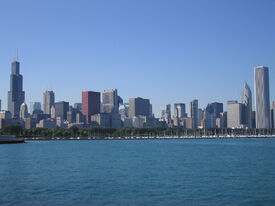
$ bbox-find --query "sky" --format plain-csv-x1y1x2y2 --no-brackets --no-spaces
0,0,274,117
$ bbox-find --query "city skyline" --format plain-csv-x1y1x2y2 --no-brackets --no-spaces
1,58,273,130
0,59,274,119
0,1,274,117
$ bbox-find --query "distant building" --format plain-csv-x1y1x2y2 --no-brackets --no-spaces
132,116,145,128
205,102,223,128
0,99,1,111
173,103,186,127
102,89,122,114
56,116,68,128
25,117,36,129
91,113,122,128
0,110,12,120
242,83,252,128
183,117,192,129
271,102,275,129
161,104,171,123
67,107,80,123
119,103,129,118
121,117,133,127
174,103,186,119
19,103,29,120
74,103,82,112
251,111,256,129
190,99,198,129
220,112,227,128
76,112,84,124
54,101,69,121
254,66,270,128
129,97,150,118
51,105,55,119
43,91,55,115
36,119,56,128
82,91,100,123
227,101,246,128
29,102,41,115
149,104,153,117
8,60,25,118
198,108,203,127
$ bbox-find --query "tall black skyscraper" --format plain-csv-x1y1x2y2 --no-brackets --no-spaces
7,60,25,118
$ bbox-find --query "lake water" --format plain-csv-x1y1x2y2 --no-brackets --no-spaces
0,139,275,206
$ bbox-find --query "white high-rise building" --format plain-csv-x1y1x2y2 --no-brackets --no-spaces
102,89,122,114
20,103,29,120
43,91,55,115
227,101,245,128
242,83,252,128
161,104,171,122
254,66,270,128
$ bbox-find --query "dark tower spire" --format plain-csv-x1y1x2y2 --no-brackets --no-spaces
7,57,25,118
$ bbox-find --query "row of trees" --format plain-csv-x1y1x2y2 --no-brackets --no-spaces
1,125,275,139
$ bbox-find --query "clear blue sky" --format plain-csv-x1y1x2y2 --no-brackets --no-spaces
0,0,274,117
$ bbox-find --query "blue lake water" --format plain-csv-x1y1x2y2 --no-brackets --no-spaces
0,139,275,206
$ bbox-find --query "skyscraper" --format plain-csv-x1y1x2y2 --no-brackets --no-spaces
19,103,29,120
82,91,100,123
161,104,171,122
0,99,1,111
102,89,122,113
241,83,252,128
129,97,150,118
190,99,198,129
227,101,246,128
54,101,69,121
7,60,25,118
271,102,275,129
173,103,186,127
174,103,186,119
74,103,82,112
254,66,270,128
43,91,55,115
205,102,223,128
29,102,42,114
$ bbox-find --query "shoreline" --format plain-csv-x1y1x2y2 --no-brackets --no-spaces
22,135,275,141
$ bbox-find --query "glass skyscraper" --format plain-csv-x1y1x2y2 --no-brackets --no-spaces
7,60,25,118
254,66,270,128
190,99,198,129
241,83,252,128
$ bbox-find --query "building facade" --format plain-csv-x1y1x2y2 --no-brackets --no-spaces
29,102,42,114
271,102,275,129
242,83,252,128
129,97,150,118
8,60,25,118
161,104,171,123
54,101,69,121
19,103,29,120
43,91,55,115
204,102,223,128
82,91,100,123
102,89,122,114
254,66,270,128
227,101,245,128
190,99,198,129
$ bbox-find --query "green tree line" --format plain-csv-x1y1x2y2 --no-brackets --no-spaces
1,125,275,139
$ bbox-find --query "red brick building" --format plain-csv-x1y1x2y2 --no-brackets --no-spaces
82,91,100,123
